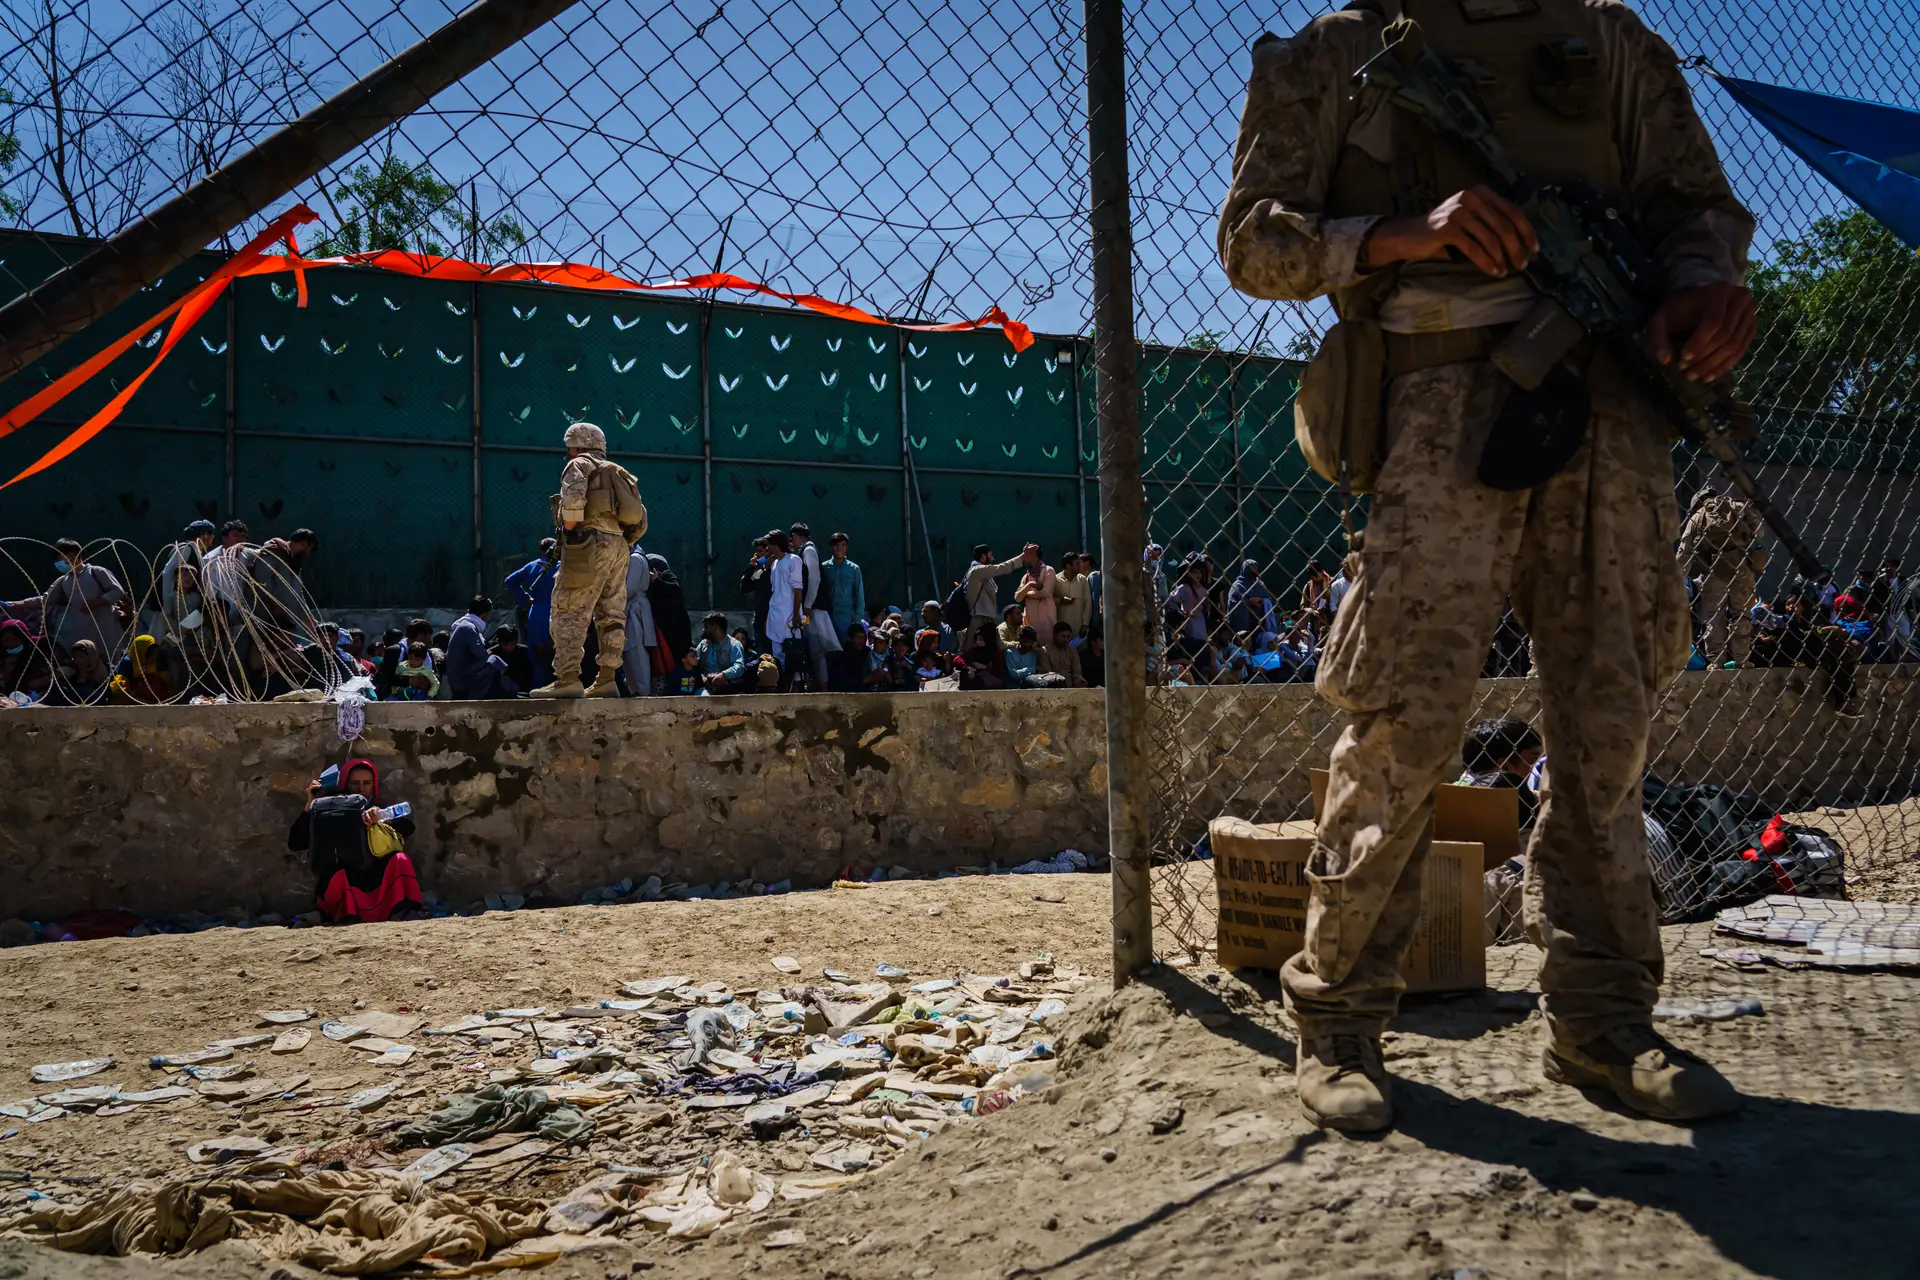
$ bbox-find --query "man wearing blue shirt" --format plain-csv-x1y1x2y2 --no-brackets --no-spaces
505,539,558,687
693,612,749,694
821,532,867,641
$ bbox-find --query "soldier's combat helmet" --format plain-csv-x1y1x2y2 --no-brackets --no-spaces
564,421,608,452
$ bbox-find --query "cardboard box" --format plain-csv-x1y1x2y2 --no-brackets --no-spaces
1211,819,1486,993
1310,769,1521,870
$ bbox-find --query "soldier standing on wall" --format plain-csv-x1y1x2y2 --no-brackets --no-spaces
1220,0,1759,1130
533,423,649,699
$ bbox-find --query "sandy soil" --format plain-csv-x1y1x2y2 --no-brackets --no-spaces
4,872,1920,1279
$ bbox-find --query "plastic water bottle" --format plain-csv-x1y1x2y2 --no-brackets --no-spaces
375,801,412,822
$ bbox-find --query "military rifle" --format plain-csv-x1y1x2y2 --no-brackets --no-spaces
1354,21,1824,579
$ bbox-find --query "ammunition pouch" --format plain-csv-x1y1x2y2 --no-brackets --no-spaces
1294,318,1389,495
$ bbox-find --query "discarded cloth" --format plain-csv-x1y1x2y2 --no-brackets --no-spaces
395,1084,592,1147
0,1170,547,1275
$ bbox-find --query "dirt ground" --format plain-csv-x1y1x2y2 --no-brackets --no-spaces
4,872,1920,1279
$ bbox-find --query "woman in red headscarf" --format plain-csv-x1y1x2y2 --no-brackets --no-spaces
288,757,425,923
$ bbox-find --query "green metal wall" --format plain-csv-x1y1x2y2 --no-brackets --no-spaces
0,230,1325,612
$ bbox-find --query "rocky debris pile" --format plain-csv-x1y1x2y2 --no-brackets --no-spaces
1,955,1089,1268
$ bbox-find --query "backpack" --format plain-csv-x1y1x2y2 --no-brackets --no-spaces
754,652,780,690
942,579,973,630
599,462,648,543
307,793,377,890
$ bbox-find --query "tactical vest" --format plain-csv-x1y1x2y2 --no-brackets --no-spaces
1326,0,1624,318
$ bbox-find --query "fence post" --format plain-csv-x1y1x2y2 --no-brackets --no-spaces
471,282,485,595
1084,0,1152,983
1071,342,1089,551
699,300,716,610
223,287,237,520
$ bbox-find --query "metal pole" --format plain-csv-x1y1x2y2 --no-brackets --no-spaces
471,281,484,595
699,220,730,610
0,0,584,380
223,286,236,519
1070,342,1088,550
1085,0,1152,983
897,332,922,599
1228,361,1246,555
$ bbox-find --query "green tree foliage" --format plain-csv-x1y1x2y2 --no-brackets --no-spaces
312,155,526,259
1743,209,1920,428
0,89,21,221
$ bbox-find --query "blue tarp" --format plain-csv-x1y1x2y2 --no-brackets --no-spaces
1712,74,1920,248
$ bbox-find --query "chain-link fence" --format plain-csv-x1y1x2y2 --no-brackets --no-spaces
1,0,1917,960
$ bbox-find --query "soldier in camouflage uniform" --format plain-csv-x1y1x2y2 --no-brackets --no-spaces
1220,0,1758,1130
1678,486,1765,667
534,422,647,699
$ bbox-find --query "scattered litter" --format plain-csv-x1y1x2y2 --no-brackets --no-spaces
184,1134,273,1164
348,1011,425,1040
1653,997,1765,1023
181,1063,251,1081
372,1046,415,1067
763,1228,807,1249
1035,889,1067,903
256,1009,315,1025
321,1020,368,1042
289,947,323,963
148,1047,232,1068
771,956,801,974
343,1082,395,1113
211,1034,276,1050
402,1143,474,1182
1711,897,1920,969
676,1008,734,1070
30,1059,114,1084
1008,849,1092,875
875,963,910,981
270,1028,311,1054
621,975,689,997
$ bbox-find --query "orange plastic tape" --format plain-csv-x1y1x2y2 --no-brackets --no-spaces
2,218,1033,488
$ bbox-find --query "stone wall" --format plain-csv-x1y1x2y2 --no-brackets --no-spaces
1,666,1912,922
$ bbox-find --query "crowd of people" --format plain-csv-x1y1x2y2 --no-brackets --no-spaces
2,506,1912,709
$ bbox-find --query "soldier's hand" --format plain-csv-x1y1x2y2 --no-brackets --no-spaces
1646,283,1757,383
1361,186,1537,277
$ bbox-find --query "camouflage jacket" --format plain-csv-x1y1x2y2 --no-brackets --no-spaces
1218,0,1754,308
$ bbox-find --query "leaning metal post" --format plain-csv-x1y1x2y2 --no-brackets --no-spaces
0,0,583,381
1084,0,1152,983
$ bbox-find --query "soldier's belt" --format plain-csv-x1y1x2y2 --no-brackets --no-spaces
1383,324,1508,378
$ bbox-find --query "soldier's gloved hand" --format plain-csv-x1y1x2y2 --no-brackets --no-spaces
1359,185,1537,277
1645,282,1757,383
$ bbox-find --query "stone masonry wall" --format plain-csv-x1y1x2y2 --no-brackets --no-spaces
1,666,1911,922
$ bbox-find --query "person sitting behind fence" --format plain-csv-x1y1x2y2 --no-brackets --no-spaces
288,757,424,924
996,603,1025,649
108,634,174,705
912,629,951,683
1005,625,1069,689
1459,718,1544,827
957,625,1007,691
1040,621,1085,687
830,621,892,692
394,642,440,701
44,639,113,707
691,612,748,695
918,601,958,654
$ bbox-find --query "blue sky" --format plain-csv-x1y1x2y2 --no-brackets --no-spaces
3,0,1916,349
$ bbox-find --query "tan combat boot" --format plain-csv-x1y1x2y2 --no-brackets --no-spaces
1543,1023,1740,1121
531,675,586,699
1295,1027,1393,1133
585,667,623,698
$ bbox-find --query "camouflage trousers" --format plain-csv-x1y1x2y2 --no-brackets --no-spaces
550,532,629,682
1281,351,1691,1046
1697,566,1756,666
